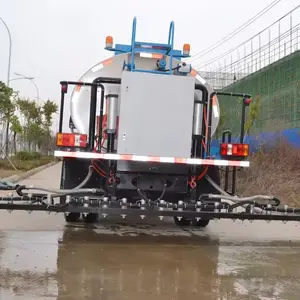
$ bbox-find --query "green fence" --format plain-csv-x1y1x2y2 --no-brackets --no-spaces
218,50,300,137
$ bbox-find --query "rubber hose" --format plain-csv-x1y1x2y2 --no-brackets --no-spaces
205,174,279,204
204,174,280,213
22,186,105,195
72,165,94,190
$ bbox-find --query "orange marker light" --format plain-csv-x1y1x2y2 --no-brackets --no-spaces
105,36,113,48
183,43,190,55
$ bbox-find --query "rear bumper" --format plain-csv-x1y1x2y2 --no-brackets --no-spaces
54,150,250,167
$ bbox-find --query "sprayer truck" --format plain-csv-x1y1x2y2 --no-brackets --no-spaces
1,17,300,226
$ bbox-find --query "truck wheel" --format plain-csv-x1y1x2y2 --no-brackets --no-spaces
64,212,81,223
173,216,191,226
82,213,98,223
193,166,221,228
192,219,210,227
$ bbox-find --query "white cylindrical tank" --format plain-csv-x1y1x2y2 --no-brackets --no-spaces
69,53,220,139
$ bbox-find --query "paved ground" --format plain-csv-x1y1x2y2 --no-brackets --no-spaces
0,163,300,299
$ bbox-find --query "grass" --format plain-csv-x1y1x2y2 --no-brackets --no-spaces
0,155,56,179
233,142,300,207
0,169,23,178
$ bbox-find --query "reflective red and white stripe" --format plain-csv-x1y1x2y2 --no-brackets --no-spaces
139,52,164,59
91,58,113,73
191,69,206,85
54,150,250,167
212,95,219,118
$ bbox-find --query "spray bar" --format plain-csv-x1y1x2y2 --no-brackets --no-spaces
0,184,300,222
0,202,299,221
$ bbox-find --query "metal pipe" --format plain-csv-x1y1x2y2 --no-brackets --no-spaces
240,99,247,143
221,130,232,143
106,94,118,153
94,77,121,85
206,92,215,158
59,79,121,87
97,87,105,151
59,80,106,139
106,94,118,132
192,101,202,136
221,130,231,191
194,84,208,98
194,84,208,158
1,17,12,157
214,91,250,145
106,134,112,153
0,17,12,86
92,77,121,152
215,91,251,98
58,88,65,133
108,134,115,153
88,85,98,150
200,100,207,159
232,168,237,195
59,78,121,152
224,167,229,192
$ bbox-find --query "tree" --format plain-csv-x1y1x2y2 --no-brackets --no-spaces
10,115,22,155
13,97,58,154
41,100,58,154
215,95,261,143
0,82,58,157
0,81,17,156
43,99,58,129
16,98,43,151
245,95,261,136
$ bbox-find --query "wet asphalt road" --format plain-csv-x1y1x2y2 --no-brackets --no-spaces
0,163,300,299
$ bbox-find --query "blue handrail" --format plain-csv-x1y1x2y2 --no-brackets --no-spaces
104,17,190,64
168,21,175,74
168,21,174,47
130,17,137,70
129,17,176,73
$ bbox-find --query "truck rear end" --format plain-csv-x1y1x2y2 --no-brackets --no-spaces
1,17,300,226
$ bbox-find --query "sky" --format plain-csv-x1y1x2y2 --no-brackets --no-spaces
0,0,299,131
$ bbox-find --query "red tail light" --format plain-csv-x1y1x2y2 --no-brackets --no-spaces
56,133,87,148
220,143,249,157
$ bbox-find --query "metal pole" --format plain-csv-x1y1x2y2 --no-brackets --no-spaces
0,17,12,86
13,73,40,101
29,79,40,101
0,17,12,157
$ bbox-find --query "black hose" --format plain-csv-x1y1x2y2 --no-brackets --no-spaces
136,177,168,203
157,183,167,200
16,165,99,199
16,185,26,196
137,189,150,202
72,166,94,189
228,197,280,212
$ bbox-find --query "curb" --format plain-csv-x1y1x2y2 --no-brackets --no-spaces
1,161,59,183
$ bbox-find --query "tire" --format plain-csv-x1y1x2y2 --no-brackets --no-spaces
193,166,221,228
64,212,81,223
173,216,191,226
192,219,210,227
82,213,99,223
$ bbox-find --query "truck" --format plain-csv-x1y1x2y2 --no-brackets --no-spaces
1,17,300,226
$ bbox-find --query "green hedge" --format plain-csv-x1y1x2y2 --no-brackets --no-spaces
16,151,42,161
0,151,56,171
